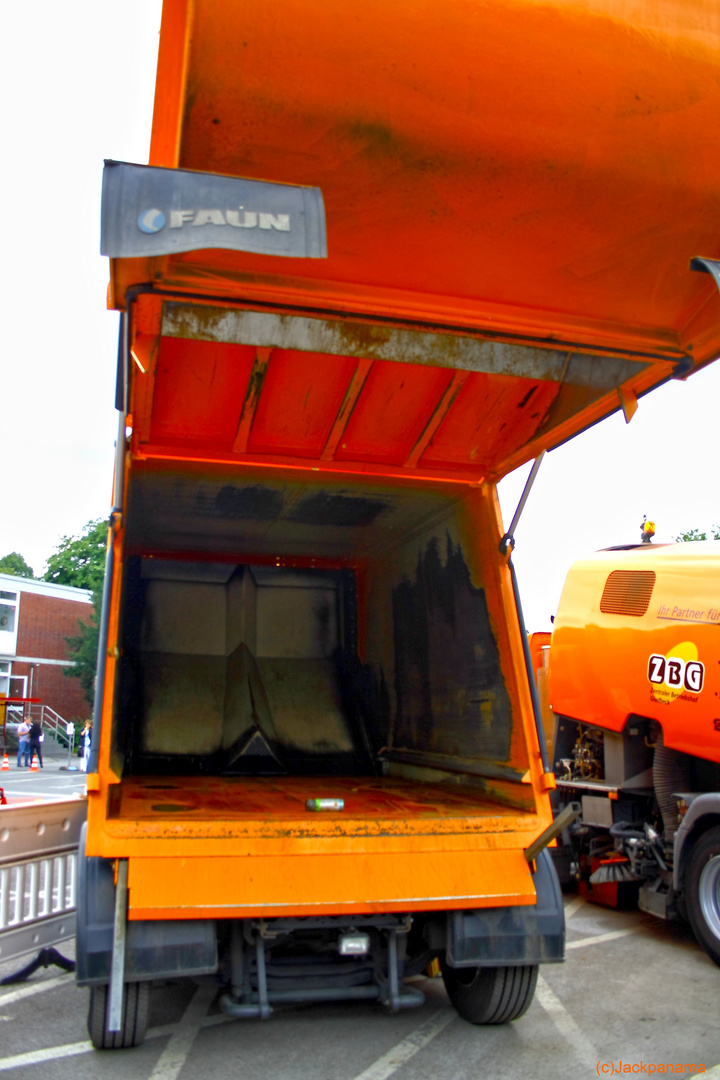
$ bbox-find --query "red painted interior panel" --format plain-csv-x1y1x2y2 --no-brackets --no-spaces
336,362,454,465
147,337,561,473
150,338,255,446
422,373,559,469
247,349,358,457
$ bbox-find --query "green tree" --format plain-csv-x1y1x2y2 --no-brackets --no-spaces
0,551,34,578
44,519,108,592
44,519,109,709
64,587,102,708
676,527,720,542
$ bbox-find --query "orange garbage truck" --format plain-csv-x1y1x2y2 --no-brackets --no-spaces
548,541,720,967
77,0,720,1048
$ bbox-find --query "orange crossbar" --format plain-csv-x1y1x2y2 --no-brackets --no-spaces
127,847,536,920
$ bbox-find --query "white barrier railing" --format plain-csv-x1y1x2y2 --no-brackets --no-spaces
0,798,86,968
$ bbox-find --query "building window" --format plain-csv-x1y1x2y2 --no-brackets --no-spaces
0,590,17,633
0,589,19,654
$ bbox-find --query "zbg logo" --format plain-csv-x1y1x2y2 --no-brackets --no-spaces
648,649,705,695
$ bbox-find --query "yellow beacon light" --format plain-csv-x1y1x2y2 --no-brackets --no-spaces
641,517,656,543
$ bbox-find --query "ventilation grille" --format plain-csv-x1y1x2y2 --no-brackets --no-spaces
600,570,656,616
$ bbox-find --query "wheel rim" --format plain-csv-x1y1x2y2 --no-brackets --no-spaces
698,854,720,941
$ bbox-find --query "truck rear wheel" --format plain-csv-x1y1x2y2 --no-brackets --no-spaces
439,960,538,1024
88,982,150,1049
686,826,720,968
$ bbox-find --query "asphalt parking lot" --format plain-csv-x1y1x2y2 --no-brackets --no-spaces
0,891,718,1079
1,758,718,1080
0,749,88,803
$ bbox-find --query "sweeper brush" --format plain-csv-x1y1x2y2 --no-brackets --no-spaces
589,858,641,885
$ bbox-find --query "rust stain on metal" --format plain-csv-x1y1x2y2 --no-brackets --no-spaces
161,303,595,382
232,346,272,453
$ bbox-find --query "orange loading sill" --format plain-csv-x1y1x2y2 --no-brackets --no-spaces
107,776,539,920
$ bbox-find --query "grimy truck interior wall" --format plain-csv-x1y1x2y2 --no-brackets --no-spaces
111,463,528,801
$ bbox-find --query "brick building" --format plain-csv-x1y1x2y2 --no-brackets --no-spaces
0,573,93,724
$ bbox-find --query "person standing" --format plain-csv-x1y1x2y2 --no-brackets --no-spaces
28,718,43,768
79,720,92,773
16,716,31,767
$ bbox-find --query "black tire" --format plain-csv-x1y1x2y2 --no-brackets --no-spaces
440,959,538,1024
685,825,720,968
88,982,150,1049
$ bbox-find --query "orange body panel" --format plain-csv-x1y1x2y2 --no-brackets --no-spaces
127,849,535,921
108,0,720,486
108,779,538,918
549,542,720,762
529,633,552,684
131,0,720,369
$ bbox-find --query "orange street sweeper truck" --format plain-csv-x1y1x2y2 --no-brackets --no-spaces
548,540,720,967
76,0,720,1048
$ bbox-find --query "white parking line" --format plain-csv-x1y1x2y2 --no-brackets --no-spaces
0,975,73,1007
0,1039,94,1072
536,975,599,1072
567,927,646,950
148,983,218,1080
0,1019,184,1072
0,1000,236,1072
0,792,83,802
563,896,587,920
350,1011,455,1080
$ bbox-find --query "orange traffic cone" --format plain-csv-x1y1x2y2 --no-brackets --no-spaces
29,753,39,772
1,752,9,771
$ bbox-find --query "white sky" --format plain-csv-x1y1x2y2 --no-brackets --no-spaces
0,2,164,576
1,2,718,631
497,359,720,630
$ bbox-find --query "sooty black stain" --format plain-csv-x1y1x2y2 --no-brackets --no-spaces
213,485,284,521
288,491,390,527
392,535,512,761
